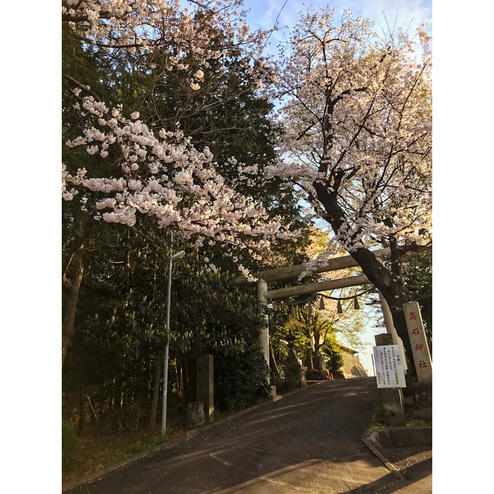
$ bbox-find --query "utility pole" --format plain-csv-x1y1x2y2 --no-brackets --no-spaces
161,231,184,438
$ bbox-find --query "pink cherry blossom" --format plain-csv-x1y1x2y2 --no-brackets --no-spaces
271,10,431,255
63,95,300,271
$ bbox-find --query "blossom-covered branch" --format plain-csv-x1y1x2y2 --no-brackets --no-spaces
265,9,431,370
63,94,298,278
62,0,267,76
271,9,431,253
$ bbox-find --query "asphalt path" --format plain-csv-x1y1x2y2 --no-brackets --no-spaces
68,377,428,494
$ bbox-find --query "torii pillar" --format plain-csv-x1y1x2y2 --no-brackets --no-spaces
257,279,270,380
378,290,408,372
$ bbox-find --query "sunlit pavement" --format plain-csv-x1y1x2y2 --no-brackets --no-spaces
68,377,431,494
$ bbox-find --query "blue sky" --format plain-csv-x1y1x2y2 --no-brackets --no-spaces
244,0,432,61
242,0,432,375
244,0,432,36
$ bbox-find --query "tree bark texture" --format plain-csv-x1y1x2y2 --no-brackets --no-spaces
314,185,418,378
62,242,85,365
306,347,314,370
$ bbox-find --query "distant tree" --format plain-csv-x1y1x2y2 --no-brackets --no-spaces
322,335,344,375
286,303,339,372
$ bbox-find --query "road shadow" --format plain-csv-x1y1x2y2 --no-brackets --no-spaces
67,378,392,494
339,457,432,494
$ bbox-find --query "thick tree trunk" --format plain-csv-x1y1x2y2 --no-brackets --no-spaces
62,242,85,365
389,304,415,367
306,347,314,370
313,345,322,372
314,185,418,379
149,358,161,430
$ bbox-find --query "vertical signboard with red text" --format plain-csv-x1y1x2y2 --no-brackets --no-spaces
403,301,432,383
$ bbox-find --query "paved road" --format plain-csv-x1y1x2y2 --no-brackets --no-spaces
69,377,431,494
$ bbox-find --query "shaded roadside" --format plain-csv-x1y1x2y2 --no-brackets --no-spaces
67,378,431,494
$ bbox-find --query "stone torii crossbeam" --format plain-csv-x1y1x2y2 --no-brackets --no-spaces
240,248,404,378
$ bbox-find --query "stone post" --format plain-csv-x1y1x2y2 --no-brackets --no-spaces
378,290,400,345
285,337,306,388
375,333,406,426
403,302,432,384
379,290,408,372
196,353,214,420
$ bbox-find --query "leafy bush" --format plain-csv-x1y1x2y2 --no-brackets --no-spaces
280,357,304,391
214,347,270,412
121,402,146,432
322,341,344,374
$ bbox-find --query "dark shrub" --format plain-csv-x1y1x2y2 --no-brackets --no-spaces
214,348,270,412
305,369,329,380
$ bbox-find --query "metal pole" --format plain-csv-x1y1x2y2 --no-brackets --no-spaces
161,232,173,438
371,352,376,377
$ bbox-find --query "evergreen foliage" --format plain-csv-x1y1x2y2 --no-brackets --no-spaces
62,22,310,440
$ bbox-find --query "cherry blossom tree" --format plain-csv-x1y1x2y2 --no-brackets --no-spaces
63,96,295,268
61,0,297,362
62,0,264,63
269,9,432,369
62,0,292,266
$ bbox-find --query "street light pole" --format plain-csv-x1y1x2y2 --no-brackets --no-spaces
161,231,184,438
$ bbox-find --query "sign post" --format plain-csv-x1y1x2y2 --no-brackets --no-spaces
374,333,406,426
403,301,432,384
373,345,407,389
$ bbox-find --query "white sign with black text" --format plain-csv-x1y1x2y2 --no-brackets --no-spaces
373,345,406,388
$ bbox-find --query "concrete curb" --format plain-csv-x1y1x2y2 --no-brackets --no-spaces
369,427,432,448
362,426,432,481
361,437,407,480
62,383,321,492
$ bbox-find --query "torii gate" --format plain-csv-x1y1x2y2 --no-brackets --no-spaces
243,248,403,376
